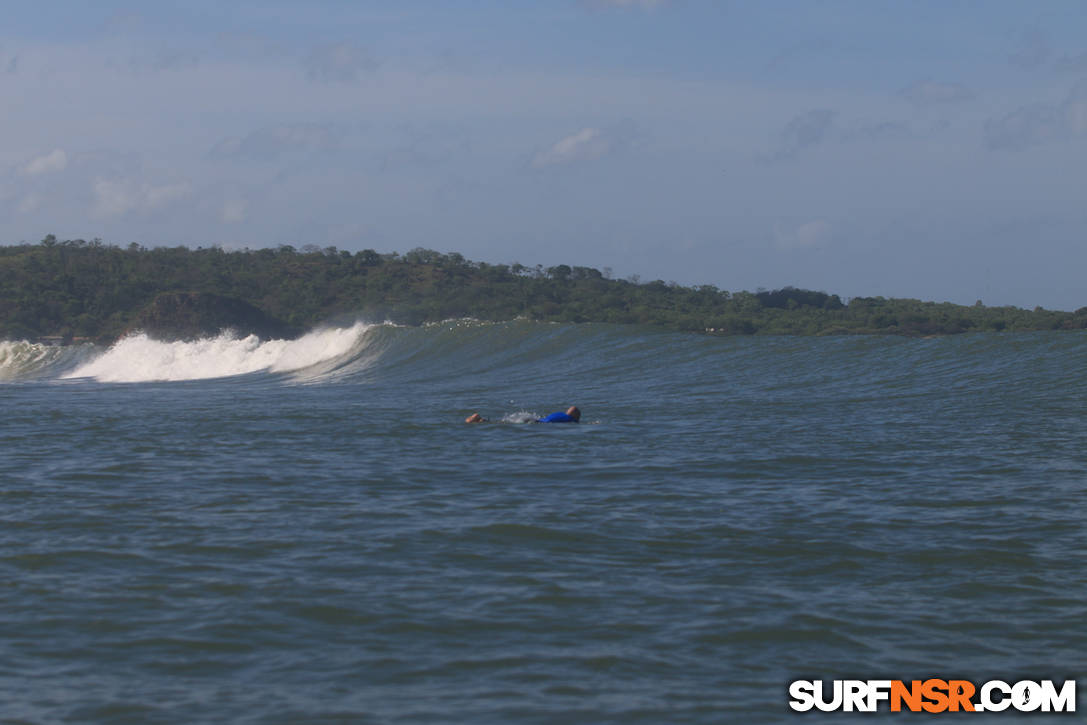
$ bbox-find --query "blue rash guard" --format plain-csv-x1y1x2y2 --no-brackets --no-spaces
537,412,578,423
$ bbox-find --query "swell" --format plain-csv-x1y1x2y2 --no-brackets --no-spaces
0,340,99,382
0,318,685,387
4,321,1085,392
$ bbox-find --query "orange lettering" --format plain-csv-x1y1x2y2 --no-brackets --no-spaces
891,680,922,712
922,679,949,713
947,680,975,711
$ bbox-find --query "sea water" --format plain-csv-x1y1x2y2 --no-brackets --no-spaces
1,321,1085,723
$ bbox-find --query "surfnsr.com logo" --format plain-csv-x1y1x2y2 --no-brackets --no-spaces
789,679,1076,713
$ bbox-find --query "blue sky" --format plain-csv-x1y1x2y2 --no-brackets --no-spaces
3,1,1086,309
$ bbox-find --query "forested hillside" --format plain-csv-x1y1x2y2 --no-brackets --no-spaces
2,236,1084,343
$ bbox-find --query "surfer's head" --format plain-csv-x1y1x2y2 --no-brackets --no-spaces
566,406,581,422
465,412,485,423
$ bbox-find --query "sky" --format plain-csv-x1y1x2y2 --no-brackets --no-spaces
2,1,1086,310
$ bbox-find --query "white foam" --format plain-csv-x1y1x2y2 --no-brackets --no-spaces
500,411,539,424
62,323,374,383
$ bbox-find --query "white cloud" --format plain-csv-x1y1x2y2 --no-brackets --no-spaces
93,179,137,217
209,123,345,161
221,199,246,223
1008,28,1052,70
213,32,288,61
843,121,913,142
18,194,41,214
984,105,1062,150
304,42,378,83
775,219,833,249
1066,79,1087,133
1055,51,1087,74
23,148,68,175
596,0,668,7
145,182,190,208
92,178,190,217
985,79,1087,150
532,128,611,167
127,49,199,73
773,109,835,159
900,80,973,107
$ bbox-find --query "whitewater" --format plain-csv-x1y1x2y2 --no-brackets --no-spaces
1,321,377,383
2,321,1085,723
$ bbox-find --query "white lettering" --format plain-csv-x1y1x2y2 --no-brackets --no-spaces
813,680,843,712
788,680,815,712
981,680,1011,712
1040,680,1076,712
866,680,892,711
843,680,867,712
1013,680,1042,711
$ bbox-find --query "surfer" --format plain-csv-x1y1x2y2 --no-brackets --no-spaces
537,406,580,423
464,406,580,423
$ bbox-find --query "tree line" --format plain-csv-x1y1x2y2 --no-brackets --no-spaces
2,235,1085,343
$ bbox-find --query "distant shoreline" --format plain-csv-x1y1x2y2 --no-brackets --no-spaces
3,237,1085,344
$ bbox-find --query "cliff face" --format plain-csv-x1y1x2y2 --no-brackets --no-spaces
129,292,297,341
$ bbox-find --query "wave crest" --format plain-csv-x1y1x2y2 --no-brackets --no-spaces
0,340,97,381
61,322,375,383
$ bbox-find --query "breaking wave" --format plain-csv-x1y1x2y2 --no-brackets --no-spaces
19,319,1081,390
0,322,377,384
0,340,98,382
0,318,662,385
62,322,376,383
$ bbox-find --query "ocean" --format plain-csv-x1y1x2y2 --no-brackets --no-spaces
1,321,1085,723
